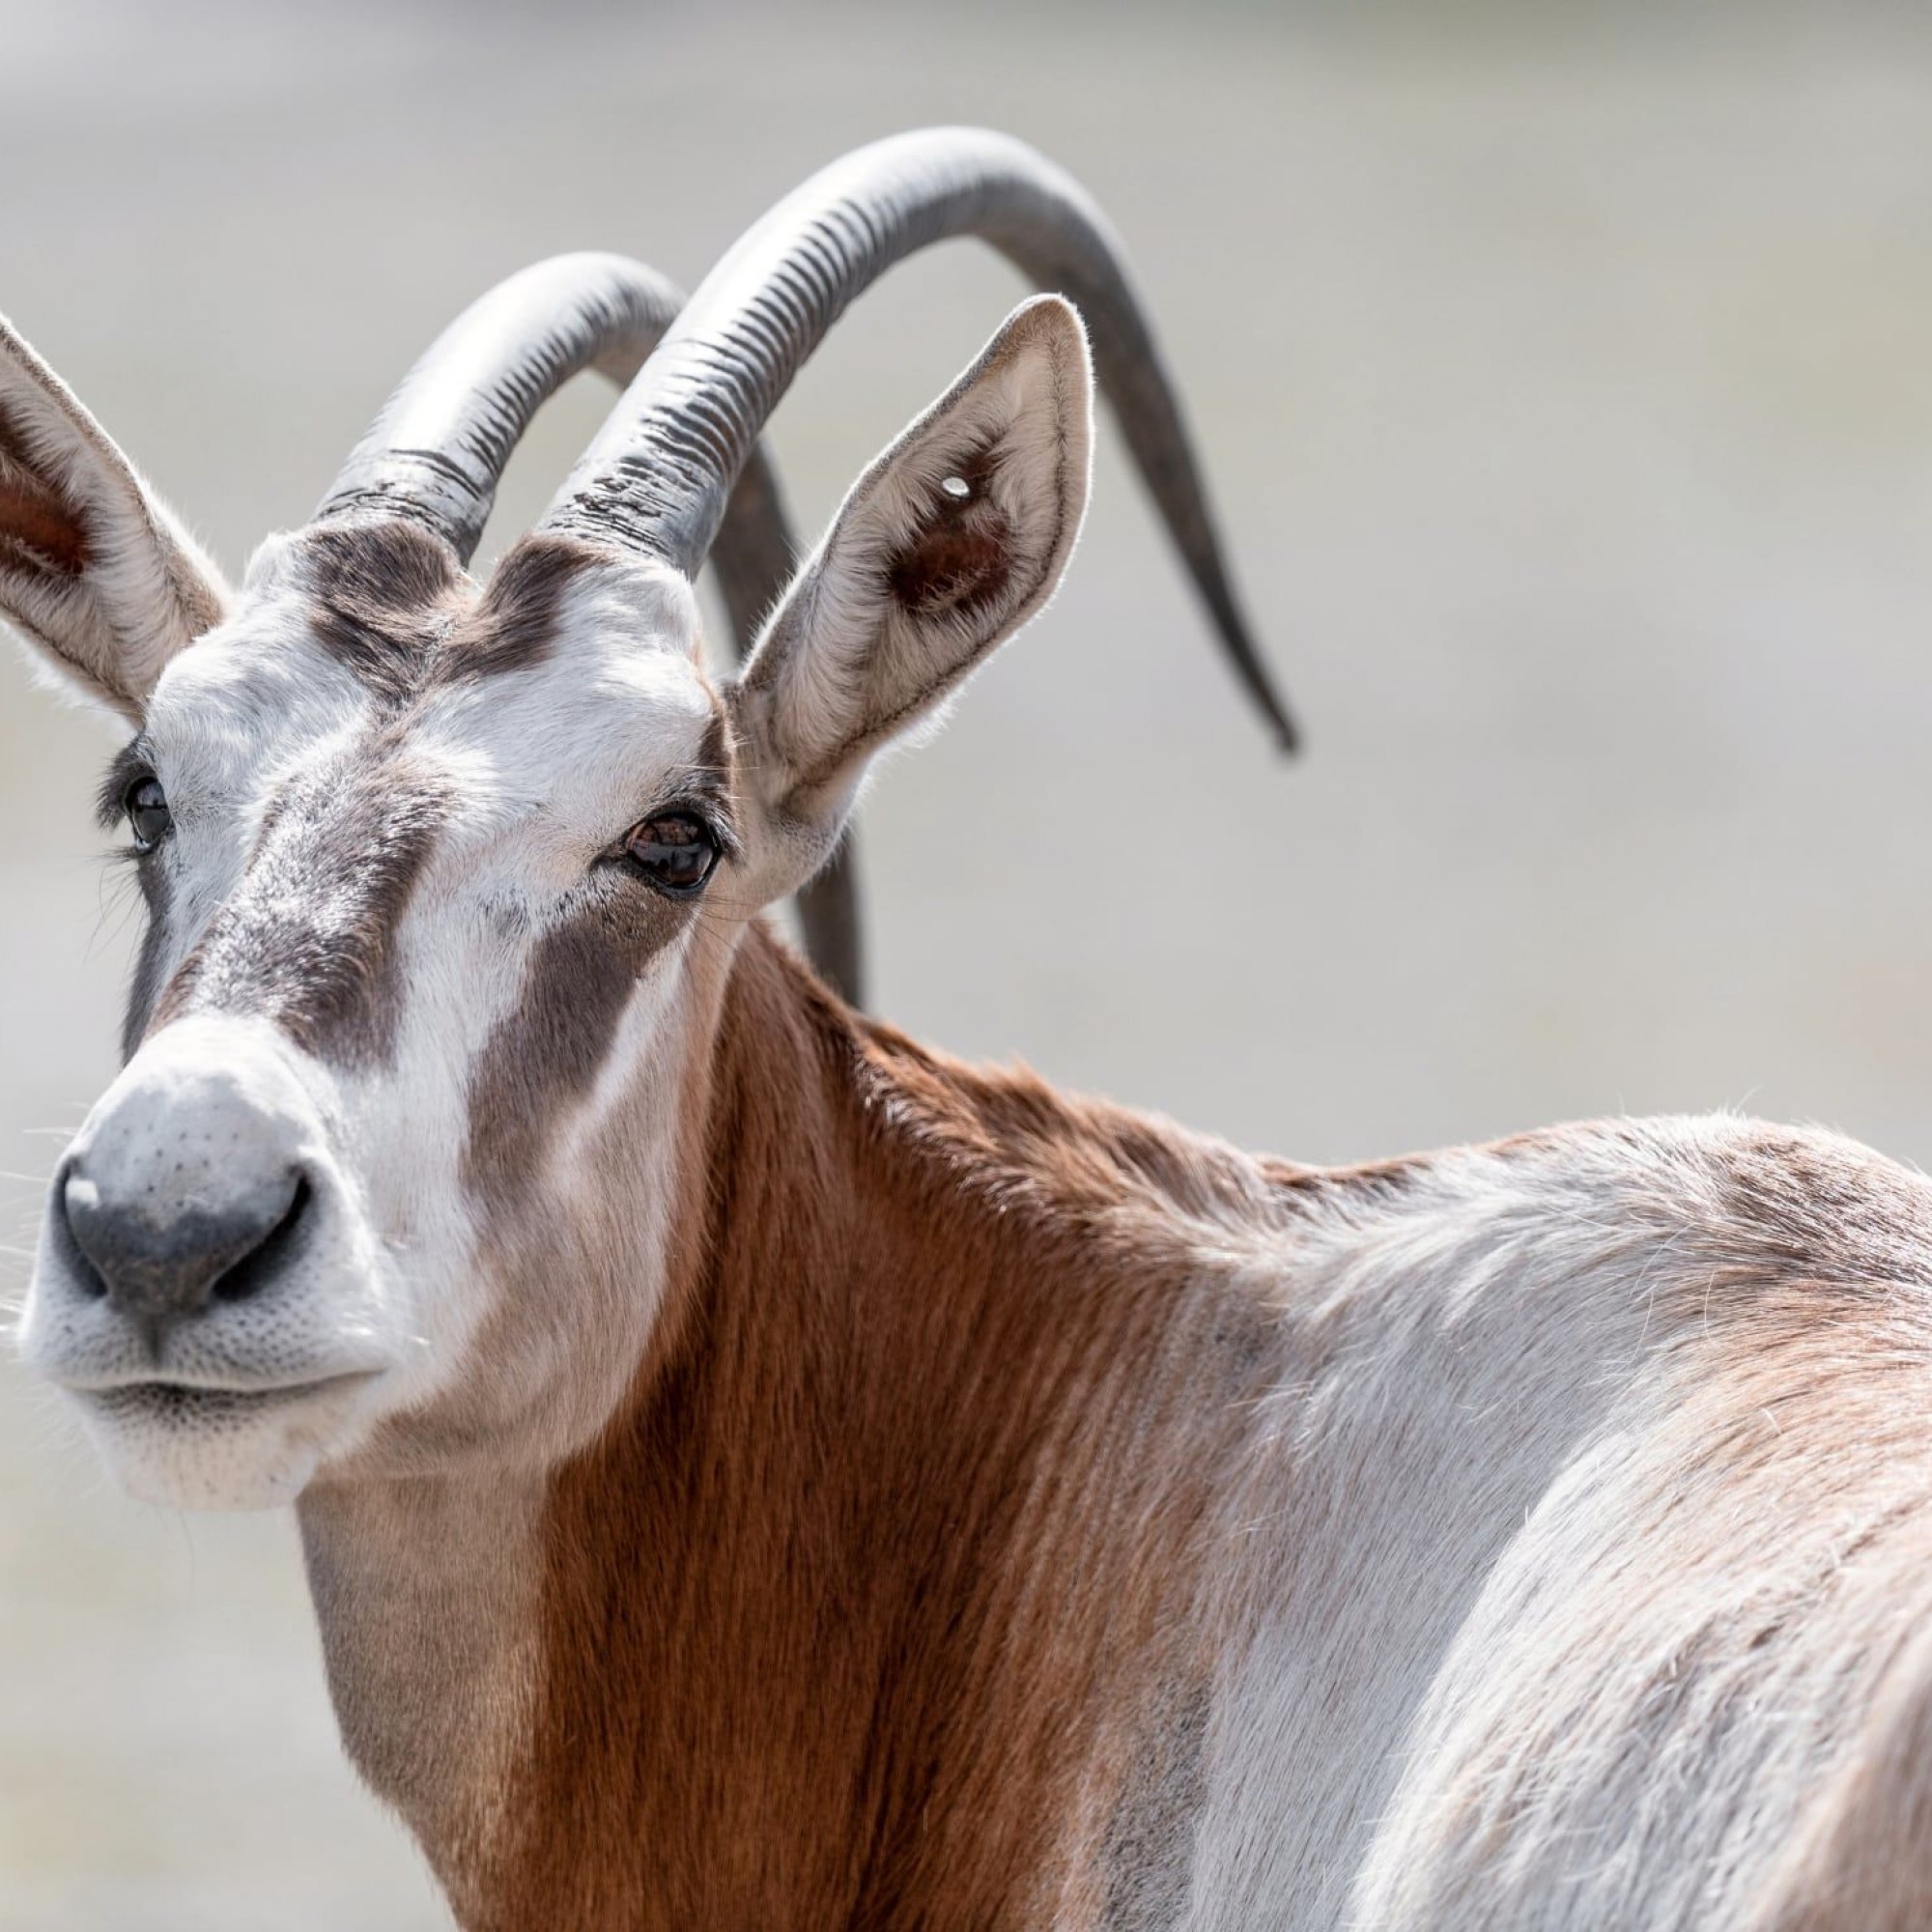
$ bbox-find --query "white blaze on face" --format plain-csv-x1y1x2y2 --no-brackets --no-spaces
336,562,728,1448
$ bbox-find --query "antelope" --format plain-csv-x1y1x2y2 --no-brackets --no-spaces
5,126,1927,1932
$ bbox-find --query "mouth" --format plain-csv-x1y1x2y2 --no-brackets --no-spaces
59,1369,386,1510
78,1372,380,1428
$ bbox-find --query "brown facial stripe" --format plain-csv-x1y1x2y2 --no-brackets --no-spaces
462,876,696,1204
121,855,174,1064
154,758,448,1067
99,740,173,1058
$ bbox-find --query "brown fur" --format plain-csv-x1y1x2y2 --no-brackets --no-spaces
0,400,91,577
466,923,1286,1929
886,451,1012,619
0,473,89,577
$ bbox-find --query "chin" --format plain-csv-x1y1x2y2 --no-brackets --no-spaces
72,1376,383,1511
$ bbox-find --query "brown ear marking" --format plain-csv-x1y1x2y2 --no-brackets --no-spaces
0,476,89,579
0,402,90,580
884,448,1012,620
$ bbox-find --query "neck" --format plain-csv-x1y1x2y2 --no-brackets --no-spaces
302,923,1281,1930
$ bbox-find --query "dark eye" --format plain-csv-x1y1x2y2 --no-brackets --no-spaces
125,775,171,851
620,812,720,896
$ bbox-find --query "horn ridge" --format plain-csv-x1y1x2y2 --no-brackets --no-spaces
316,252,690,564
312,251,865,1006
541,128,1295,749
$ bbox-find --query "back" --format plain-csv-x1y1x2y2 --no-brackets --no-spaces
1180,1115,1932,1930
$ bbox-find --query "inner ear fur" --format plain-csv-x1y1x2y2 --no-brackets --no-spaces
0,314,230,721
730,295,1093,852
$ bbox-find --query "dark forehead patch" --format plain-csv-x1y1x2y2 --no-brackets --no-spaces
154,754,449,1067
297,521,467,702
289,523,613,702
446,533,599,682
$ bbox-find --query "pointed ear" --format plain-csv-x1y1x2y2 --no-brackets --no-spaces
727,295,1092,894
0,314,230,721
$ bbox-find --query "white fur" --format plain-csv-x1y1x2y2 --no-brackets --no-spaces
19,1014,404,1508
1165,1117,1932,1929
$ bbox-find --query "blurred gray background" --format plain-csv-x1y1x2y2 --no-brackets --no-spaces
2,0,1929,1923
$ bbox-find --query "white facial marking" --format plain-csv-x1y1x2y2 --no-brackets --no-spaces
27,548,728,1506
332,563,720,1432
21,1015,406,1509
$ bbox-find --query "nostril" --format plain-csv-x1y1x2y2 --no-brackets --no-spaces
212,1175,312,1304
56,1166,110,1301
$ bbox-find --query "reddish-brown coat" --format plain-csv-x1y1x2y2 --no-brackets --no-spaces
470,925,1291,1929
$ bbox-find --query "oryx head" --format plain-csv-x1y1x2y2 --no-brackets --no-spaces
8,128,1283,1511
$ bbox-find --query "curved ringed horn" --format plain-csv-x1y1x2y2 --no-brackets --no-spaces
314,251,791,614
539,128,1296,750
313,251,863,1001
